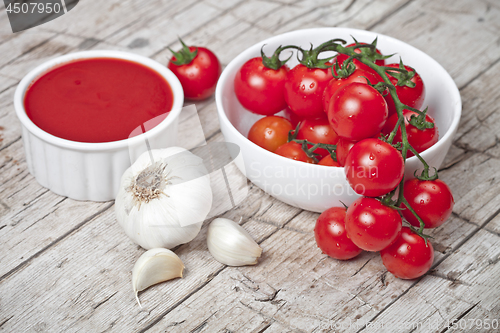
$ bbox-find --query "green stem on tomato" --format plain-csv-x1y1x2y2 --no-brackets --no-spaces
400,197,433,244
323,40,434,239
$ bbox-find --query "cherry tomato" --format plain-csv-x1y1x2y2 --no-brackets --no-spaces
401,179,454,229
283,106,304,128
328,82,388,141
168,44,221,100
248,116,293,152
336,137,356,167
284,64,333,119
297,116,339,158
345,197,402,252
382,110,438,157
318,155,340,167
384,64,425,117
234,57,289,115
323,68,380,113
344,138,404,197
275,142,315,163
315,207,362,260
336,43,385,73
380,227,434,279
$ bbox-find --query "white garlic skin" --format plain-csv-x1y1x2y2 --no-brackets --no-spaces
207,218,262,266
132,248,184,307
116,147,212,250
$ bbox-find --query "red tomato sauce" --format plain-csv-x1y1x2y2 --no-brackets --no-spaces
24,58,173,143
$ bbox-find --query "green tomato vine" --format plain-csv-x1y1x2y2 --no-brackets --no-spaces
274,38,438,242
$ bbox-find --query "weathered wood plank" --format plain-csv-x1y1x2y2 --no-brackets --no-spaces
0,30,57,71
372,0,500,90
140,210,477,333
273,0,410,33
439,152,500,225
0,177,299,332
0,33,87,80
366,229,500,332
106,1,223,57
40,0,192,41
1,0,499,332
454,59,500,157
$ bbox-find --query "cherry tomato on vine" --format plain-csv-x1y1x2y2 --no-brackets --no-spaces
380,227,434,279
297,116,339,158
384,64,425,117
275,141,315,163
318,155,340,167
315,207,362,260
284,64,333,119
234,57,289,115
248,116,293,152
345,197,402,252
168,40,221,100
335,137,357,167
382,110,438,157
328,82,388,142
336,42,385,73
323,67,380,114
344,138,404,197
401,178,454,229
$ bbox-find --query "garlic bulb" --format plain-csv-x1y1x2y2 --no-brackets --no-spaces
132,248,184,307
207,218,262,266
116,147,212,250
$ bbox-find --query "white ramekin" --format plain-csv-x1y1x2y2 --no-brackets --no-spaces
14,50,184,201
216,28,462,213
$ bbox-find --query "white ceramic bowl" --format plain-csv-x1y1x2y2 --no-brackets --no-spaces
216,28,461,212
14,50,184,201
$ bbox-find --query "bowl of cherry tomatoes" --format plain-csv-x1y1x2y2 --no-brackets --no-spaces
215,27,461,212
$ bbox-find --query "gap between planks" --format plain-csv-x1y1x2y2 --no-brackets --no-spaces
356,206,500,332
0,202,114,283
137,209,305,333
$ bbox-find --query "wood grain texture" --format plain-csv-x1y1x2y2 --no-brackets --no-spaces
1,0,500,332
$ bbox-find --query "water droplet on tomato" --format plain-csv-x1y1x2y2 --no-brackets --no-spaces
301,85,305,90
310,83,315,89
336,243,340,248
369,153,375,160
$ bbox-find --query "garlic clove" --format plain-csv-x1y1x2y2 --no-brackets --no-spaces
207,218,263,266
132,248,184,307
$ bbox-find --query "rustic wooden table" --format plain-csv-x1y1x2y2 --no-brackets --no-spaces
1,0,500,332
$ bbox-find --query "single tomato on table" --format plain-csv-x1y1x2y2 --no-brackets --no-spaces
297,116,339,158
234,52,289,115
168,39,221,100
248,116,293,152
345,197,402,252
344,138,404,197
328,82,388,142
315,207,362,260
381,227,434,279
401,178,454,229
